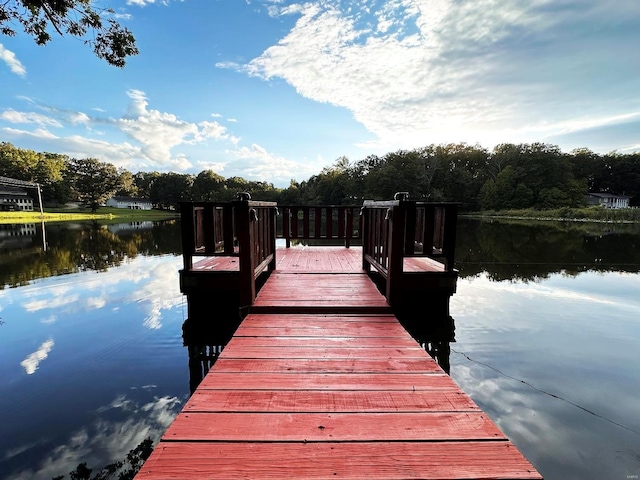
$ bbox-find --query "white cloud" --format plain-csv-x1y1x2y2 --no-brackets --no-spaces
234,0,640,153
229,143,318,183
113,89,237,168
20,339,55,375
0,44,26,76
1,109,62,127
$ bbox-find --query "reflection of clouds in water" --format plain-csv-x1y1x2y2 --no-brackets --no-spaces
40,315,57,324
8,394,183,480
452,352,640,479
22,294,80,313
16,255,184,329
129,259,184,330
20,339,54,374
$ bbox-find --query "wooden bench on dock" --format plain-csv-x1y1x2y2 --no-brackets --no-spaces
134,195,543,480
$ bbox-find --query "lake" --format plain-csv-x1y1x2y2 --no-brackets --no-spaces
1,218,639,480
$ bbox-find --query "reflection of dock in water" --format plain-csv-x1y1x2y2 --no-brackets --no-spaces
137,197,542,480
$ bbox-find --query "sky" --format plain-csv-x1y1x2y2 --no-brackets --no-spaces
1,0,639,188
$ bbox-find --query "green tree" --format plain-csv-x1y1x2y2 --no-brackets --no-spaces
67,158,120,211
150,172,193,209
133,171,160,199
193,170,225,201
1,0,138,67
115,168,137,197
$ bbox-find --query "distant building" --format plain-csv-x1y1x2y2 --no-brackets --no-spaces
0,185,34,211
105,196,153,210
585,192,631,209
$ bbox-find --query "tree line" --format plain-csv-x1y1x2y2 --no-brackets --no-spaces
2,141,639,211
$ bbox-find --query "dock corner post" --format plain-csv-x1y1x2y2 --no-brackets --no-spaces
270,205,277,271
386,203,405,306
179,202,194,271
361,206,369,271
443,204,459,271
233,198,256,308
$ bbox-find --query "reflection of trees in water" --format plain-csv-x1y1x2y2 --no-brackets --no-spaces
0,220,182,289
456,218,640,281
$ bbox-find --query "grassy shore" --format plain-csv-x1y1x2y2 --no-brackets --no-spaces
0,207,179,224
464,206,640,223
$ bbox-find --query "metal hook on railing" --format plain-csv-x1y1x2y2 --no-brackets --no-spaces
385,208,392,220
250,208,258,222
237,192,251,201
274,207,280,217
394,191,409,201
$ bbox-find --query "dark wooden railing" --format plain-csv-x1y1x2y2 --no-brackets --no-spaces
180,195,457,308
278,205,362,247
361,199,458,304
180,198,277,305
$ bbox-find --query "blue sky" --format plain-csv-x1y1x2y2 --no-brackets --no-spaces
1,0,639,187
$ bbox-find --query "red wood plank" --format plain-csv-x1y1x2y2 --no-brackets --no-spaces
136,441,542,480
240,314,398,325
212,357,443,373
224,336,421,348
217,346,428,359
236,321,416,338
163,411,506,442
196,372,459,390
183,390,480,412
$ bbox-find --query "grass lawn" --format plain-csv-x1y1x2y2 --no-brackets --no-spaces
0,207,179,224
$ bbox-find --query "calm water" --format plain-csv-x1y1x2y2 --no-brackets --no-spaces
1,218,639,480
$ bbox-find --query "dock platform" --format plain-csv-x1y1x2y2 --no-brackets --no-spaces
136,247,542,479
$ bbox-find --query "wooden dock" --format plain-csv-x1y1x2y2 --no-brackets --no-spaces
134,198,542,479
137,249,541,479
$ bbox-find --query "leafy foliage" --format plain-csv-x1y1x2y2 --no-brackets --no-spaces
1,0,138,67
3,141,640,211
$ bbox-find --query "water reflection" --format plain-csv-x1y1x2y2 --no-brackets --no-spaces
0,220,182,289
456,218,640,280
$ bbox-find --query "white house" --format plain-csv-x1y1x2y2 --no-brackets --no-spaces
105,196,153,210
0,186,34,211
585,193,631,209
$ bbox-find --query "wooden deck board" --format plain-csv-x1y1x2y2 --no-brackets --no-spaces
196,372,459,390
183,390,481,413
212,357,444,373
136,442,542,480
164,411,506,442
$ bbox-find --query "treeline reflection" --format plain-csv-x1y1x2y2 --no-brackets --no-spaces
456,218,640,281
3,217,639,288
0,220,182,289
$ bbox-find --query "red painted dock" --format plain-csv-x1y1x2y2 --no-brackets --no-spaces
136,248,542,479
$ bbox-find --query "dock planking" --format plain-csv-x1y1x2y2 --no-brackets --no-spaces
137,297,542,478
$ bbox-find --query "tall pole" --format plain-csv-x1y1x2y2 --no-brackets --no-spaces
36,183,44,216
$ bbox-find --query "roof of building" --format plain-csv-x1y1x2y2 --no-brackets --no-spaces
0,185,29,196
108,196,152,203
586,192,631,199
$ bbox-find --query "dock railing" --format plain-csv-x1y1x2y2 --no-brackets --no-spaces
278,205,362,247
179,197,277,305
361,196,459,305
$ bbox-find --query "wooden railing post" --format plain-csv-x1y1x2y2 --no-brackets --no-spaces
442,205,458,270
180,202,195,271
386,202,406,306
233,199,255,308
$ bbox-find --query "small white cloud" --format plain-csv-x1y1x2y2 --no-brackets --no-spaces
0,44,26,76
1,109,62,127
20,339,55,375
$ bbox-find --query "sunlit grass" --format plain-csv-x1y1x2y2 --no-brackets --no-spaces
0,207,179,224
